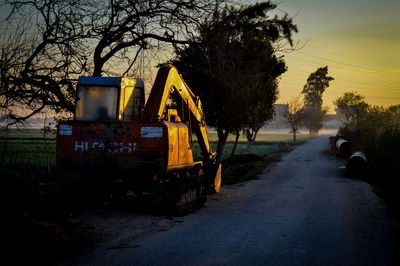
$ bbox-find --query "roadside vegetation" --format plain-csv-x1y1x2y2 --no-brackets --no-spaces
334,92,400,219
196,134,309,185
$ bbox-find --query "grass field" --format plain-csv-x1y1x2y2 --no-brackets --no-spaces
0,128,312,192
193,130,310,162
0,129,56,171
207,130,311,142
0,129,310,170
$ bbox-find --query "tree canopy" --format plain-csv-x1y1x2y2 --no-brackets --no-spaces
301,66,333,134
172,2,297,162
334,91,369,131
334,92,400,170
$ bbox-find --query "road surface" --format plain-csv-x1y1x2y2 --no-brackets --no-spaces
73,136,400,265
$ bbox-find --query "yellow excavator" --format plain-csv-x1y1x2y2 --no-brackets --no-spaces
56,64,221,211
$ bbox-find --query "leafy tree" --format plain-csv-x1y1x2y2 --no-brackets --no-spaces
387,104,400,128
242,69,279,142
281,96,304,142
334,91,369,133
172,2,297,163
301,66,333,134
334,91,394,149
0,0,220,126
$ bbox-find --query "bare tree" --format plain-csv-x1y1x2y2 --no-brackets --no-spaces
0,0,221,126
0,1,88,125
281,96,304,142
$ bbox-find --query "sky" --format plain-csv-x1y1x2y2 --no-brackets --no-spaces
1,1,399,116
274,0,400,113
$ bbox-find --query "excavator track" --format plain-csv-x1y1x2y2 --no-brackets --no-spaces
109,173,207,215
154,177,207,215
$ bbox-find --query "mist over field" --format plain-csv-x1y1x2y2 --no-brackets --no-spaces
5,109,339,135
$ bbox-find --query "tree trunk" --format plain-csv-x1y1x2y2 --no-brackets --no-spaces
93,62,104,76
229,132,240,159
246,127,260,142
216,128,229,164
222,131,240,169
93,45,105,76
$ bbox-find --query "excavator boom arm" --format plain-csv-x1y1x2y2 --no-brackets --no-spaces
143,65,213,161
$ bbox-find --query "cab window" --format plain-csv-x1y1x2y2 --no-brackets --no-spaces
75,86,118,121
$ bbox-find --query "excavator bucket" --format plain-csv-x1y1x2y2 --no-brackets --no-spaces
211,163,222,193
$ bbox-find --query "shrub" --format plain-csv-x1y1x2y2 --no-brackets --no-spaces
335,92,400,180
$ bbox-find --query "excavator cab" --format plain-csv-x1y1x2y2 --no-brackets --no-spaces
74,77,145,122
56,76,150,171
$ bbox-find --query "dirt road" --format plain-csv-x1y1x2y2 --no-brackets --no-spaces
70,136,400,265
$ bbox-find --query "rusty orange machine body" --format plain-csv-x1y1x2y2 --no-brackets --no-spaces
57,121,193,173
56,65,220,205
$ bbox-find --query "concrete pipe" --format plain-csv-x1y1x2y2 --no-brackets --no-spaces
336,138,352,157
346,151,368,175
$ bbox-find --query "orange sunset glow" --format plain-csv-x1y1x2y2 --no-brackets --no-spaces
276,0,400,113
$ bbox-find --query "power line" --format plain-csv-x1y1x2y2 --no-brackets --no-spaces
296,51,400,74
282,74,400,91
278,46,400,104
286,55,399,77
305,44,400,66
280,79,400,100
287,66,400,89
280,84,400,101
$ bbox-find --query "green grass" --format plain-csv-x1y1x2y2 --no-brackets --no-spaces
220,141,297,185
1,128,56,139
191,140,295,162
0,129,310,187
192,131,310,162
206,130,310,142
0,138,56,168
0,129,309,169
